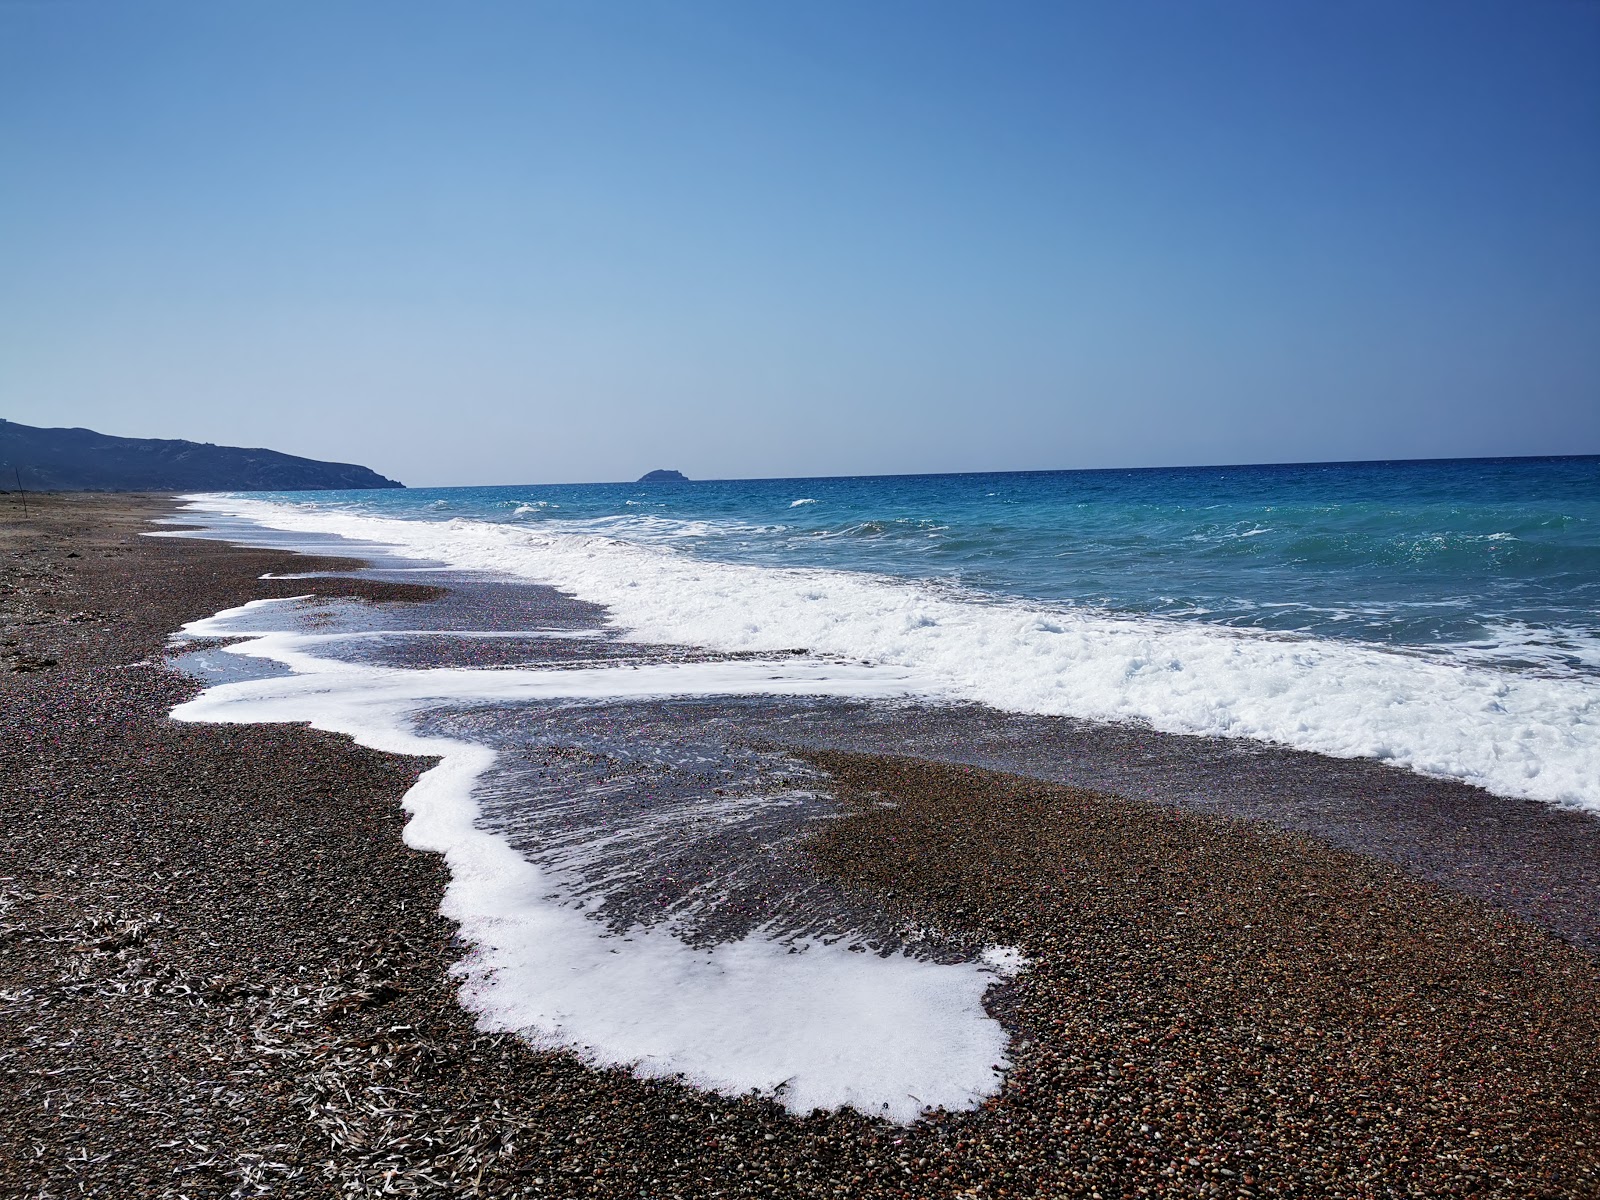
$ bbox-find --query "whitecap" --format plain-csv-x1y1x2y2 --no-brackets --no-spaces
180,498,1600,814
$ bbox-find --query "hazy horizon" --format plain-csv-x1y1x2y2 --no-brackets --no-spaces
4,1,1596,487
8,412,1598,492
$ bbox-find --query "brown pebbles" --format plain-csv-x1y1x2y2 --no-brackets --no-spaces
1,492,1597,1198
805,752,1600,1198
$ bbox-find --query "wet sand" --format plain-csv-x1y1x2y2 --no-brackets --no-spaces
1,491,1596,1198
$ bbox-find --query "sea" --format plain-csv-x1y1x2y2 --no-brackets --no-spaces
185,455,1599,810
165,454,1600,1120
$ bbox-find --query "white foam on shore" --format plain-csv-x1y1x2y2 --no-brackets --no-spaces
169,598,1015,1122
181,498,1600,813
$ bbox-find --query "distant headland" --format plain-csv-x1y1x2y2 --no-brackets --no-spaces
636,469,689,483
0,419,404,492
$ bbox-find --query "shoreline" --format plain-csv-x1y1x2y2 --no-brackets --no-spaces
1,492,1596,1197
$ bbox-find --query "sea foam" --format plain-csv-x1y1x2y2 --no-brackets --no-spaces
182,497,1600,813
169,598,1016,1122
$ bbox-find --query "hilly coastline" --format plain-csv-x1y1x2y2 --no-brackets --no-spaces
0,419,403,492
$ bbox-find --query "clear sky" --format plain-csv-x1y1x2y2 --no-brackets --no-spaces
2,0,1596,486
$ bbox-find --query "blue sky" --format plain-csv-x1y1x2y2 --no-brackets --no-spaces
2,0,1596,485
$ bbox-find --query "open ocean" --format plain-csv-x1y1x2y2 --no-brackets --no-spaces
189,455,1600,813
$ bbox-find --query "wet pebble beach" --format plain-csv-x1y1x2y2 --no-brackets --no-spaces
2,493,1597,1198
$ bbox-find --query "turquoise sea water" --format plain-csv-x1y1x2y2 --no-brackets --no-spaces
189,455,1600,811
232,455,1600,677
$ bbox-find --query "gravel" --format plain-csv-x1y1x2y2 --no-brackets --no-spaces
1,492,1595,1198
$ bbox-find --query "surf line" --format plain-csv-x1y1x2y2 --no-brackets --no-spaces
168,596,1026,1123
178,497,1600,813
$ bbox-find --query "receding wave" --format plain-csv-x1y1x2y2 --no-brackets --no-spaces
168,598,1014,1120
186,498,1600,813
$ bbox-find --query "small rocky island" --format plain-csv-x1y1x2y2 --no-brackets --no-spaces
636,468,689,483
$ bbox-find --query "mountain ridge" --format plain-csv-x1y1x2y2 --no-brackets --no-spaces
0,420,404,492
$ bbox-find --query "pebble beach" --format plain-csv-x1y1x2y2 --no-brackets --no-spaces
2,492,1597,1198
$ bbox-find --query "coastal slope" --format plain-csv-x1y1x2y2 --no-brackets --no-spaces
0,493,1595,1198
0,419,404,491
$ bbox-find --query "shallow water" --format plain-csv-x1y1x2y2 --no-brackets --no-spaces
180,457,1600,811
165,588,1017,1122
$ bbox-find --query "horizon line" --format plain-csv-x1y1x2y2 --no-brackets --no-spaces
428,451,1599,491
